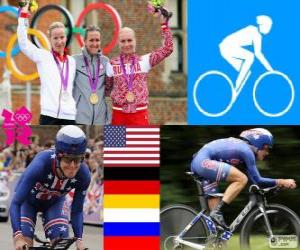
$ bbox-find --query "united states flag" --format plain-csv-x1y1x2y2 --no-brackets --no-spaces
104,126,160,167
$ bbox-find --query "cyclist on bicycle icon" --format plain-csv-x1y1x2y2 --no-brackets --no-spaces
220,15,273,90
10,126,91,250
190,128,296,229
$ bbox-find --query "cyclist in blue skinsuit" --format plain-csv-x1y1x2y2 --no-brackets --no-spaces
191,128,296,229
10,126,91,250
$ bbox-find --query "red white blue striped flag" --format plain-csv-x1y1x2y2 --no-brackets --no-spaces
103,126,160,167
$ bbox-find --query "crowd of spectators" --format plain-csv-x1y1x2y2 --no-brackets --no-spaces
0,136,104,188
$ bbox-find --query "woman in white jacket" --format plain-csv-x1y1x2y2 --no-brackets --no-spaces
18,2,76,125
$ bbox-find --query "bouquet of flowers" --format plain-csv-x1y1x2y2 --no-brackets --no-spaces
18,0,38,13
148,0,172,21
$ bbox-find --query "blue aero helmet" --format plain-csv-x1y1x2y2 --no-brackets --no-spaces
239,128,273,150
55,125,87,157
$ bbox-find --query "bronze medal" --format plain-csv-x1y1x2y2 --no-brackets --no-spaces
126,91,135,103
90,93,99,104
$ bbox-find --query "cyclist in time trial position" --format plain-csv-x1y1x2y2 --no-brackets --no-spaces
191,128,296,229
10,126,91,250
219,15,273,90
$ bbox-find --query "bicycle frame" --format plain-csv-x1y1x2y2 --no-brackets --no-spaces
174,210,232,249
173,173,277,249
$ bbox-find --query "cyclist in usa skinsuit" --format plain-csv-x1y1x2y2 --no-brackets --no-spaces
191,128,296,229
10,126,91,250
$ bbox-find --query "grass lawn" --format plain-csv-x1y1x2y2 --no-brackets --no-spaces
228,234,300,250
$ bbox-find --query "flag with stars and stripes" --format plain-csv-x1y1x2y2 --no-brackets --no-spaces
103,126,160,250
104,126,160,167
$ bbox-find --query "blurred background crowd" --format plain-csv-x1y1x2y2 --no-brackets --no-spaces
0,126,103,177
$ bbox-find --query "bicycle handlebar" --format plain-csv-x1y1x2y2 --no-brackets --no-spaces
248,184,281,195
24,236,78,249
33,235,50,245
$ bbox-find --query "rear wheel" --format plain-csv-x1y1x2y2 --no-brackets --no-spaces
160,204,209,250
240,204,300,250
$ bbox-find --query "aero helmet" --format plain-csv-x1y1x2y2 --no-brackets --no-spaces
55,125,87,156
240,128,273,150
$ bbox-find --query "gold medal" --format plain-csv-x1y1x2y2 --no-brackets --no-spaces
90,93,99,104
126,91,135,103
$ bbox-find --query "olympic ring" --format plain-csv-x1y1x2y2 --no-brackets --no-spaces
30,4,74,48
6,28,50,81
14,114,31,121
75,3,122,55
30,3,122,54
3,3,122,81
0,5,20,58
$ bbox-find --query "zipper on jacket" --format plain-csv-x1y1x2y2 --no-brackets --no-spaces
76,95,82,108
91,105,95,125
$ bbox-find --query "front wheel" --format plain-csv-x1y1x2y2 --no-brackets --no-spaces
240,204,300,250
253,71,294,117
160,204,209,250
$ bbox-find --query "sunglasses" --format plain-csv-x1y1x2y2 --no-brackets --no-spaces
62,156,84,164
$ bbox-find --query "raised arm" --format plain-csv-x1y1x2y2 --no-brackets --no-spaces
149,24,174,68
17,3,44,63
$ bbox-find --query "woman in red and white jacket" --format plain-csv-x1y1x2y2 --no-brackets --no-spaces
18,2,76,125
105,6,174,125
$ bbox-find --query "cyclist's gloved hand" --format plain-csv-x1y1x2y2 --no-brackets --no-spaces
14,234,28,250
76,239,85,250
277,179,297,189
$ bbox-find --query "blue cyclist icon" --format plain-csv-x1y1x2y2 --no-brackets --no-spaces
193,15,294,118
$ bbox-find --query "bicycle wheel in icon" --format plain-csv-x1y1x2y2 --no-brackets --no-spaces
240,204,300,250
253,71,294,117
160,204,209,250
193,71,236,117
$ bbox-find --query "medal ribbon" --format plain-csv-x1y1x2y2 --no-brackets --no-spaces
52,52,69,92
83,55,101,93
120,55,135,92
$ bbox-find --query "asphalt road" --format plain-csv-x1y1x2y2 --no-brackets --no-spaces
0,218,102,250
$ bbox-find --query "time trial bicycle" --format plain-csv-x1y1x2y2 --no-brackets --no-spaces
161,172,300,250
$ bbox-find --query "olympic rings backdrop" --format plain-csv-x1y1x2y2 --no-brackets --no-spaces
1,3,122,81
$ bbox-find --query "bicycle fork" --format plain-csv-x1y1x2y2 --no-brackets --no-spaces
258,204,274,238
